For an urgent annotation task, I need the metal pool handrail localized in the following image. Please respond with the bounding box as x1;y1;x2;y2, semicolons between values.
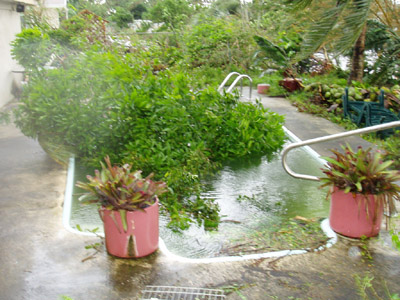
282;121;400;181
218;72;252;100
217;72;240;93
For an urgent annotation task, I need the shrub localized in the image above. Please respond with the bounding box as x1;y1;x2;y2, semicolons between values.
182;16;256;70
145;0;194;31
110;7;133;29
13;43;286;230
11;27;51;71
380;132;400;170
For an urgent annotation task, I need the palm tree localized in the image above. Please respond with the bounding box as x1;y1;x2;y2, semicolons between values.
289;0;374;83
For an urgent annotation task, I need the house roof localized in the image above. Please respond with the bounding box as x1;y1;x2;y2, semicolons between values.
0;0;38;6
0;0;67;7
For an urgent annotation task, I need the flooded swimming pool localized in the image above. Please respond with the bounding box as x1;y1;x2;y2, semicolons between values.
67;139;329;259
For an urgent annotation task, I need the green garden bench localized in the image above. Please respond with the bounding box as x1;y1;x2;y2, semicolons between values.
342;88;400;137
342;87;384;126
364;91;400;137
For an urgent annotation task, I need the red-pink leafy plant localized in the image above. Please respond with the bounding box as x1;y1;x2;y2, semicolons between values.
76;156;167;211
320;144;400;216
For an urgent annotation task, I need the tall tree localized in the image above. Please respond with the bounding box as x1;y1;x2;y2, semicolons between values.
145;0;194;30
289;0;374;83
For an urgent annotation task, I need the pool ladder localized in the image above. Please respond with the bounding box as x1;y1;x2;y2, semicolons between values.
218;72;252;100
282;121;400;181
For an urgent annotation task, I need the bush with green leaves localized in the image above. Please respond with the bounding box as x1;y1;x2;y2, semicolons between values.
11;27;52;71
380;132;400;170
13;45;286;230
130;3;147;20
145;0;194;31
210;0;241;16
110;7;133;28
11;11;110;77
182;16;256;69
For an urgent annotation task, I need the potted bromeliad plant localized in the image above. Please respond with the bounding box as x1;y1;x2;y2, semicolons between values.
320;144;400;238
76;156;167;258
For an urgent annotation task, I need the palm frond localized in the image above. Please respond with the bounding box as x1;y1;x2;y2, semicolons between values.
296;1;348;60
387;27;400;44
335;0;374;53
285;0;315;10
253;35;288;67
368;29;400;84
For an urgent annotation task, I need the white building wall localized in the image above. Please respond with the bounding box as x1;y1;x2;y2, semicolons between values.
41;7;60;28
0;2;23;108
0;0;61;108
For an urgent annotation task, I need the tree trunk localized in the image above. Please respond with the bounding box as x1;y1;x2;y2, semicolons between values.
348;24;367;84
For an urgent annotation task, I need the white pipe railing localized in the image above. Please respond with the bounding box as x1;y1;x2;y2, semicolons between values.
281;121;400;181
218;72;252;100
217;72;240;93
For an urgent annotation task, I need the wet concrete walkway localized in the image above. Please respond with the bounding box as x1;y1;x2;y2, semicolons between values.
1;93;399;300
245;87;372;156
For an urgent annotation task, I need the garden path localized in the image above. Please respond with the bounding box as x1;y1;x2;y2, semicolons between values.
242;87;373;156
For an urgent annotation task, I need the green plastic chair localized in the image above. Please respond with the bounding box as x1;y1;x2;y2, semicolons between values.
364;90;400;138
342;88;369;126
342;88;399;137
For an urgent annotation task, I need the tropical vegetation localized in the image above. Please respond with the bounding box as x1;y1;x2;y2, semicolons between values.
320;144;400;216
76;156;168;211
11;3;289;230
10;0;400;237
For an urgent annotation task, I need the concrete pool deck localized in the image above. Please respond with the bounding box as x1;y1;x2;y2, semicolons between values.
1;93;399;300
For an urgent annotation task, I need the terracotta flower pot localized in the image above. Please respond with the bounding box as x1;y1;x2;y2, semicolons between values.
257;83;270;94
329;188;384;238
279;78;302;92
99;199;159;258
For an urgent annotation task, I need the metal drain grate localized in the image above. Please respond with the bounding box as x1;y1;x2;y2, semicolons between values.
141;286;226;300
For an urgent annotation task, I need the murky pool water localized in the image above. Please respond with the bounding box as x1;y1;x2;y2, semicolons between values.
69;142;329;258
